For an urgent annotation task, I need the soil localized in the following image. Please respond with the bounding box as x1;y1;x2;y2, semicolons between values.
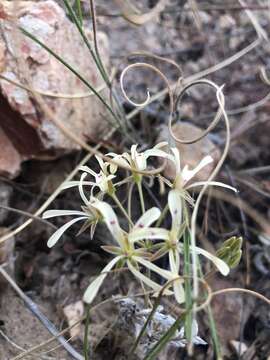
0;1;270;359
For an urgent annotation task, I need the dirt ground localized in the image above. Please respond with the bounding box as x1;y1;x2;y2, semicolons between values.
0;1;270;359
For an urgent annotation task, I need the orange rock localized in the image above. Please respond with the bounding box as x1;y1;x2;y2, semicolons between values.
0;0;110;177
0;126;21;178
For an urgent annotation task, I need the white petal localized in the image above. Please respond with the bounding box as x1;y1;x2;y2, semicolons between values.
144;148;172;161
171;147;181;174
195;246;230;275
111;157;131;170
175;249;180;271
127;260;167;293
168;190;182;233
135;153;147;171
186;181;237;192
173;279;185;304
47;216;88;248
134;207;161;229
178;244;230;276
133;256;173;280
79;165;97;177
60;181;95;190
169;249;178;273
83;256;122;304
131;144;138;161
129;228;169;243
79;173;90;206
154;141;168;149
95;155;106;172
43;209;86;219
182;155;213;183
91;199;125;246
191;319;199;338
168;251;185;304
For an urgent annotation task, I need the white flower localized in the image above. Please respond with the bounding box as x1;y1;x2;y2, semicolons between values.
168;147;237;193
43;205;99;248
83;198;175;304
79;155;116;195
107;142;170;173
42;173;102;248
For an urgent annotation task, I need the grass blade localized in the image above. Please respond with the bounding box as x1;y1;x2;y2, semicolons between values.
83;304;91;360
75;0;83;26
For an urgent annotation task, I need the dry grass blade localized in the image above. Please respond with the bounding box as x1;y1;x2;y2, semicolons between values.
0;266;84;360
116;0;169;25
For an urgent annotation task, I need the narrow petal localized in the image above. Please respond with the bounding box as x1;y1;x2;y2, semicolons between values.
182;155;213;183
168;190;182;233
131;144;138;161
171;147;181;174
186;181;237;192
154;141;168;149
173;280;185;304
47;216;88;248
144;148;172;161
169;249;178;273
135;153;147;171
129;228;169;243
134;207;161;229
43;209;86;219
79;173;90;206
95;155;107;173
133;256;173;280
169;250;185;304
79;165;97;177
60;181;95;190
110;157;130;170
195;246;230;275
127;260;169;294
83;256;122;304
178;244;230;276
91;199;125;246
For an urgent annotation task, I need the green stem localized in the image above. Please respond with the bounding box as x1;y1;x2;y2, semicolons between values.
183;229;192;342
137;180;145;214
111;194;134;227
75;0;83;26
156;203;169;227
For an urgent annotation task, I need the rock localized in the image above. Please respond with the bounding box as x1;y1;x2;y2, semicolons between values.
62;300;84;339
158;123;221;182
0;126;21;178
230;340;248;356
0;0;110;178
0;182;13;224
209;278;253;356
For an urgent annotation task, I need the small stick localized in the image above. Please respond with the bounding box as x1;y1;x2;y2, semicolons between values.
0;266;84;360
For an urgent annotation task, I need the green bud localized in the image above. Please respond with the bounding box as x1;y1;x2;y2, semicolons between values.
216;236;243;269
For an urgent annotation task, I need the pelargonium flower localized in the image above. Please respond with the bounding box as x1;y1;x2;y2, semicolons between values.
151;189;230;303
79;155;116;195
168;147;237;194
107;142;170;175
83;198;177;304
43;175;101;248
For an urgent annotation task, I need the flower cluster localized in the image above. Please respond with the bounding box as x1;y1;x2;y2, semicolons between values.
43;144;238;308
